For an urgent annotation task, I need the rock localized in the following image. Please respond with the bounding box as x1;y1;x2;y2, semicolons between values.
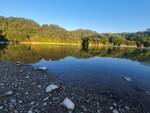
19;70;23;73
112;109;119;113
43;97;49;101
124;77;132;82
16;62;22;64
30;101;35;105
113;102;117;106
38;66;47;71
46;84;59;92
125;106;130;110
5;91;13;95
0;83;4;86
38;85;41;88
28;110;33;113
62;98;75;110
110;106;113;110
18;100;23;104
25;92;29;95
43;102;47;106
14;110;18;113
0;106;3;109
16;62;23;66
26;76;29;79
97;109;101;113
10;98;16;104
145;91;150;96
33;82;36;85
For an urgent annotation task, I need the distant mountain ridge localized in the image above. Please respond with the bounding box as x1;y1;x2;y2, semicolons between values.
146;28;150;32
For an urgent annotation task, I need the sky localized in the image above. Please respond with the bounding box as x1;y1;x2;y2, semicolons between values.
0;0;150;33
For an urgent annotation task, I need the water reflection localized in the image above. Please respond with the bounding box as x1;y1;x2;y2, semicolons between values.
0;44;150;64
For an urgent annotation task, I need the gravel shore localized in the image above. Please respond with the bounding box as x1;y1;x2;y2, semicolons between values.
0;61;150;113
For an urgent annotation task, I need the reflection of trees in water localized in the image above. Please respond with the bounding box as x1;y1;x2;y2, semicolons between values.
0;44;8;50
0;34;8;57
0;44;150;63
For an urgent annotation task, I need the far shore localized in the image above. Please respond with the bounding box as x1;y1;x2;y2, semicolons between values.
11;41;150;49
19;42;81;46
0;41;150;49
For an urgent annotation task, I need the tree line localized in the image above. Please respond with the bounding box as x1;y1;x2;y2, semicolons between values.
0;16;150;47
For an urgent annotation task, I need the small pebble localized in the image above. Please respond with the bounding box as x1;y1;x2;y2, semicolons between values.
46;84;59;92
18;100;23;104
26;76;29;79
125;106;130;110
113;102;117;106
6;91;13;95
112;109;119;113
10;98;16;104
0;106;3;109
124;77;132;82
30;101;35;105
0;83;4;86
43;102;47;106
43;97;49;101
110;106;113;110
28;110;33;113
25;92;29;95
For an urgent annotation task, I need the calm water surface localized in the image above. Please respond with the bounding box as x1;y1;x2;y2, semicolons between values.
0;44;150;92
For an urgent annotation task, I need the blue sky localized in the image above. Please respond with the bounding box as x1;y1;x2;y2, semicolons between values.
0;0;150;33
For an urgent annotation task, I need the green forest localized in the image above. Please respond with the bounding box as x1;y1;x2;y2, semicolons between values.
0;16;150;47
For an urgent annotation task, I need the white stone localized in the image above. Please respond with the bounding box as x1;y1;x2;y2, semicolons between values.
38;85;41;88
28;110;33;113
113;102;117;106
109;106;113;110
30;101;35;105
112;109;119;113
6;91;13;95
18;100;23;103
38;66;47;71
10;98;16;104
124;77;132;82
125;106;130;110
16;61;22;64
33;82;36;85
43;97;49;101
62;98;75;110
26;76;29;79
0;106;3;109
43;102;47;106
25;92;29;95
46;84;59;92
0;83;4;86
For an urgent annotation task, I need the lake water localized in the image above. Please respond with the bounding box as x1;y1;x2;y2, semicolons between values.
0;44;150;96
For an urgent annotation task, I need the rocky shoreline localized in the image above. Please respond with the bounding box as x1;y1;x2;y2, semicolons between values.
0;61;150;113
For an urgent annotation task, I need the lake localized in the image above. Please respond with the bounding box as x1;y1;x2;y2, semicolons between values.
0;44;150;100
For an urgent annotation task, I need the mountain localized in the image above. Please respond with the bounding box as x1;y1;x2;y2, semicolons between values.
146;28;150;32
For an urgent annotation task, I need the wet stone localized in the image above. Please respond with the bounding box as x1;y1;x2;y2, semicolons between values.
43;97;49;101
5;91;13;95
0;106;3;109
112;109;119;113
10;98;16;104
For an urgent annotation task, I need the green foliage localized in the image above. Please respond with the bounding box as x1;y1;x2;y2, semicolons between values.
0;16;150;47
0;16;40;41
